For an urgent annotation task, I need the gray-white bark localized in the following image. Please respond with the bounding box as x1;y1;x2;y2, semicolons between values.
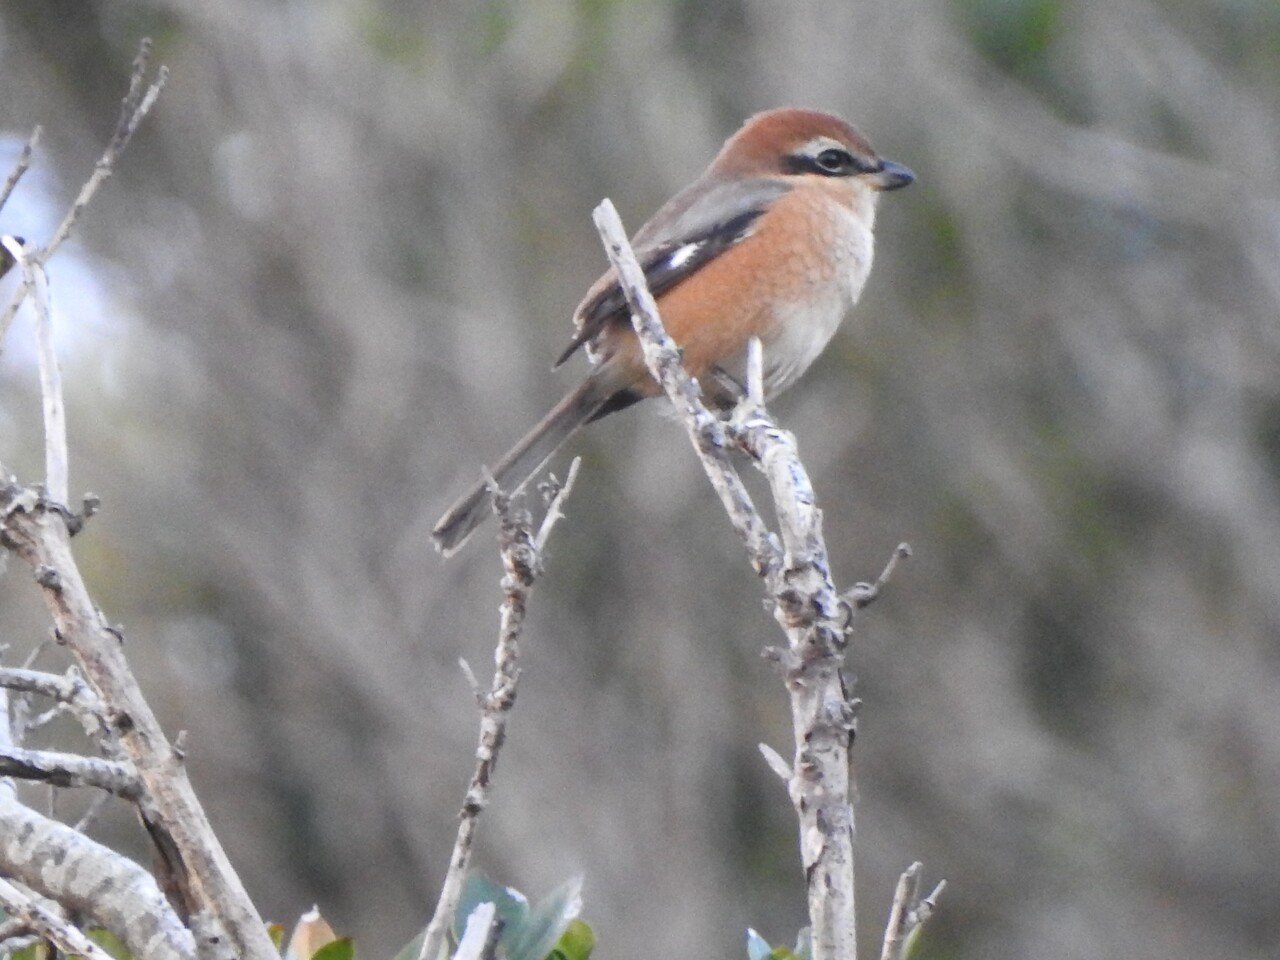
591;199;861;960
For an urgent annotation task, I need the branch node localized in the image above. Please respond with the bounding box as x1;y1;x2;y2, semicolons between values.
0;126;41;219
846;542;912;611
879;862;944;960
34;565;61;591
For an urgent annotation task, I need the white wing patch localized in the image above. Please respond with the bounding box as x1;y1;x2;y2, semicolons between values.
663;241;703;270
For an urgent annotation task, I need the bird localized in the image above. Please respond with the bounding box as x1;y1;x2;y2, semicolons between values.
433;107;914;555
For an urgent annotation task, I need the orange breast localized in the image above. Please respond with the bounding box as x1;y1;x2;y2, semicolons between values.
599;182;871;399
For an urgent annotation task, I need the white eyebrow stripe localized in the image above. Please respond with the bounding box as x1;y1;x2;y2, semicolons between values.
799;136;847;157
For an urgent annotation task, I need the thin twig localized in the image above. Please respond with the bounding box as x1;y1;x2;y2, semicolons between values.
0;666;108;737
880;862;945;960
73;791;111;833
535;457;582;550
1;237;68;506
417;479;577;960
0;126;40;218
44;43;167;262
0;39;167;350
0;876;116;960
0;278;27;346
758;742;793;782
0;745;140;799
846;543;912;611
20;637;50;670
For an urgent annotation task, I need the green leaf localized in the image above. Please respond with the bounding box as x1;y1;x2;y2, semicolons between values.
505;876;582;960
311;938;355;960
86;929;132;960
453;873;531;948
746;929;773;960
545;919;594;960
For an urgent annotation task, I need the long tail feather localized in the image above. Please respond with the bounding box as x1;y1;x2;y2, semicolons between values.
432;374;614;556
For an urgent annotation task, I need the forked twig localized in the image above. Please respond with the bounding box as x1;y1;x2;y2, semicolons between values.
1;237;67;505
0;126;40;219
880;862;945;960
417;476;577;960
592;198;861;960
0;39;166;347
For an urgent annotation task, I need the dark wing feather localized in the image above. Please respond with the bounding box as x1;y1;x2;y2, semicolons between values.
555;178;792;367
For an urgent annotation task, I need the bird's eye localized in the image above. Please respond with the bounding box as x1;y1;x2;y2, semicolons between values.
814;148;854;174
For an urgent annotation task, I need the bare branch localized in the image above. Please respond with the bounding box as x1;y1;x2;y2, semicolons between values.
458;658;483;704
2;237;68;506
0;876;117;960
0;744;140;798
591;200;783;580
880;862;945;960
0;40;166;351
535;457;582;551
44;40;168;262
0;126;40;219
0;666;108;738
74;791;112;834
0;276;26;346
0;489;275;960
592;198;865;960
417;479;576;960
846;543;912;611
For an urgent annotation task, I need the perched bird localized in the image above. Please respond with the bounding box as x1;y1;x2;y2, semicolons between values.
433;107;913;555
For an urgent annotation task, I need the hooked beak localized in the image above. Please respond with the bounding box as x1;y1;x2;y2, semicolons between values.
866;159;915;191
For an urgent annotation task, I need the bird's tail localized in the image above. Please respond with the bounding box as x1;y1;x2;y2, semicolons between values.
432;372;617;556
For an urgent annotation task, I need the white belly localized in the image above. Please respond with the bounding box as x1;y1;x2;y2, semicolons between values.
763;203;875;397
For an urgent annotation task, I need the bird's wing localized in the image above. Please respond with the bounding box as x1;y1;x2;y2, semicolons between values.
555;177;792;367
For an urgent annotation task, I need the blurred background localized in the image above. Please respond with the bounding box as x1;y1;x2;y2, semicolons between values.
2;1;1279;958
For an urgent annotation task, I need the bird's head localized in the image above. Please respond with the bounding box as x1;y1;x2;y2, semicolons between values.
709;108;914;193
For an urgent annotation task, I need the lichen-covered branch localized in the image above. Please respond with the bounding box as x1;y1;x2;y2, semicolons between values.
0;744;140;798
0;488;275;960
0;876;118;960
0;793;197;960
0;665;108;738
0;666;193;960
0;40;275;960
